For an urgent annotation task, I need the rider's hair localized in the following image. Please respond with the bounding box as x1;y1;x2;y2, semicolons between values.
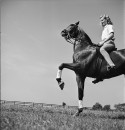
100;14;113;25
106;16;113;25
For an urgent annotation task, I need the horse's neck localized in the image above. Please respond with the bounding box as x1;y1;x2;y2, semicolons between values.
73;27;95;52
78;27;92;43
73;41;92;53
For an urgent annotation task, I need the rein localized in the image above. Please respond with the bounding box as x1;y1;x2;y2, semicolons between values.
66;38;75;44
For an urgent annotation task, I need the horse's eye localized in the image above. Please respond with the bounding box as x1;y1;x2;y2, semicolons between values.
64;29;68;34
69;28;73;33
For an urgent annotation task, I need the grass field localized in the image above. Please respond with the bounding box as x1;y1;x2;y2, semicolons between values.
1;102;125;130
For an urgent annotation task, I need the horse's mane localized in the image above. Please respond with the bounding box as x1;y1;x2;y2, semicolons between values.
78;26;94;46
84;33;93;44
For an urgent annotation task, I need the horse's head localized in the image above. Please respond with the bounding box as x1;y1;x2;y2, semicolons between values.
61;21;80;43
61;21;94;47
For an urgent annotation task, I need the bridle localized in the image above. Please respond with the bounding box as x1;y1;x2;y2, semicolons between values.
64;26;82;45
61;22;97;49
61;21;81;45
65;36;77;45
64;31;75;44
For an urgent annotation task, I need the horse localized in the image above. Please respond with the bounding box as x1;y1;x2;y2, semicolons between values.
56;21;125;116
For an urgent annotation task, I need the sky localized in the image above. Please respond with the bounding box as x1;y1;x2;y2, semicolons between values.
1;0;125;108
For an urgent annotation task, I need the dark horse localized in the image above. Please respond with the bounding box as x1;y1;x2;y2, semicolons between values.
56;21;125;116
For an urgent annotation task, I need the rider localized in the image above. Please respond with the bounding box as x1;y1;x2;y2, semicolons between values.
93;14;116;83
98;14;116;70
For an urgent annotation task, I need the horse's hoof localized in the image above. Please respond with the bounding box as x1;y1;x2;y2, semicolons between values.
73;108;83;117
59;81;65;90
73;112;80;117
78;108;83;113
56;78;61;83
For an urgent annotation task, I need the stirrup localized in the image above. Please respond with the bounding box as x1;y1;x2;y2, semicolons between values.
92;78;103;84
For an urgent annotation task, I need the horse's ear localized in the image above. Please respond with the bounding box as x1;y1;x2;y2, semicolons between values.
75;21;80;26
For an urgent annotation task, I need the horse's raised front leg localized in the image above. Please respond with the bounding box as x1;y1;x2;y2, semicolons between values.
56;63;80;90
56;69;65;90
74;74;86;116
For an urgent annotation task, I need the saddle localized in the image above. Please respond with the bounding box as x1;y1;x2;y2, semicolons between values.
96;46;117;54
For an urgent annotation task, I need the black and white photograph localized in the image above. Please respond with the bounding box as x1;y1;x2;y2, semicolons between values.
1;0;125;129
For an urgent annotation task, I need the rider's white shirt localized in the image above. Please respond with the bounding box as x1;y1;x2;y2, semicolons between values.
101;24;114;41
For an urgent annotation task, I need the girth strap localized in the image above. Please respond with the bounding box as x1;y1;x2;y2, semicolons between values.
95;55;103;77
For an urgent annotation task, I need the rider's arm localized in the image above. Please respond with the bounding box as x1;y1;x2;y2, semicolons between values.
99;24;114;46
100;32;114;45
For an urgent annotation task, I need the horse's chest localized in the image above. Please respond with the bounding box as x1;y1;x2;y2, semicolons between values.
73;50;91;62
73;52;81;62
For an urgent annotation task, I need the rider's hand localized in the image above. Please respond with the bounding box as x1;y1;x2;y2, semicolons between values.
97;43;101;47
99;41;104;46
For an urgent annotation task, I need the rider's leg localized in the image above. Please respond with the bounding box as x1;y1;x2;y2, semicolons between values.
100;41;115;68
92;41;115;84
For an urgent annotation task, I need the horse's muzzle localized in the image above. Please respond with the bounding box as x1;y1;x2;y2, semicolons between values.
61;30;68;37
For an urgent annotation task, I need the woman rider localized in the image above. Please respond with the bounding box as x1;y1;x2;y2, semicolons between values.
93;14;116;83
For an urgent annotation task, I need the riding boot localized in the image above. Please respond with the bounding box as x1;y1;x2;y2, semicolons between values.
107;65;116;72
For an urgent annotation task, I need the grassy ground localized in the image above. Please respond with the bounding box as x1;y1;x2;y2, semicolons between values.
1;104;125;130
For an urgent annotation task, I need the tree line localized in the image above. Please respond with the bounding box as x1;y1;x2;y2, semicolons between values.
62;102;125;111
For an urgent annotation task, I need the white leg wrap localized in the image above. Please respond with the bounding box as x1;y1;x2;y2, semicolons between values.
56;69;62;79
78;100;83;109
